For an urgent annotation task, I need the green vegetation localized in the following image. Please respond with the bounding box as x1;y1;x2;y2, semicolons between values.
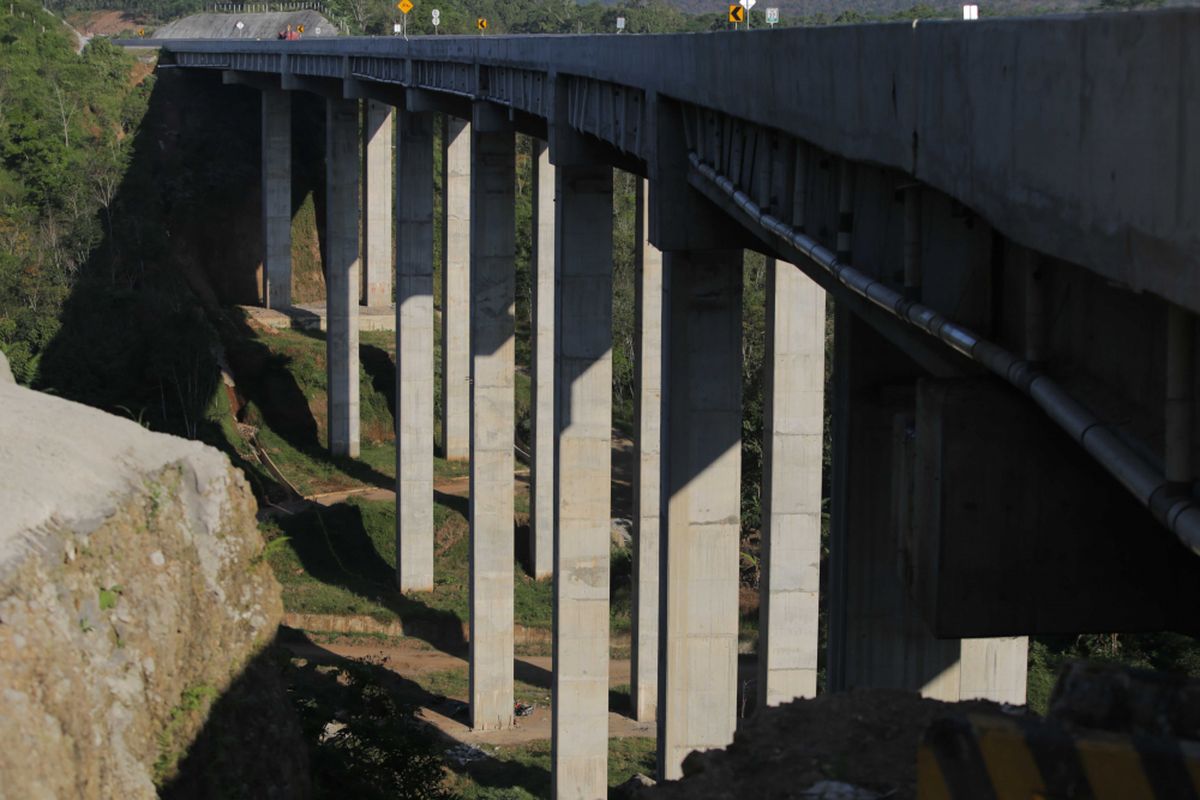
0;0;153;383
444;738;655;800
154;683;217;786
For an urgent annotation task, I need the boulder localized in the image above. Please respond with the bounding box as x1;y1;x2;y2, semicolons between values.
0;380;287;798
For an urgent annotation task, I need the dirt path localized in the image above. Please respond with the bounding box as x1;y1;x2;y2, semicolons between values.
282;637;655;746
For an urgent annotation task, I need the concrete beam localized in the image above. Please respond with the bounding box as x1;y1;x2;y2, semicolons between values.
472;99;510;134
281;71;340;99
223;69;279;91
530;139;555;581
261;88;292;309
658;249;743;781
631;178;662;724
407;87;471;119
395;109;435;593
441;115;471;461
343;76;404;106
362;100;394;307
469;125;516;732
758;259;825;708
325;96;360;458
551;164;614;800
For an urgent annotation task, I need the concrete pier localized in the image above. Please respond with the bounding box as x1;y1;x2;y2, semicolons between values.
468;124;516;732
325;97;361;458
631;179;663;724
261;88;291;308
551;165;613;800
441;116;472;461
758;259;825;707
659;250;743;781
362;100;394;308
530;140;555;580
395;109;435;593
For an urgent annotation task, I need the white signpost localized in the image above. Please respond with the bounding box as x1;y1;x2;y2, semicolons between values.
616;15;625;32
963;4;979;19
765;6;778;26
393;21;401;33
739;0;755;29
432;7;440;31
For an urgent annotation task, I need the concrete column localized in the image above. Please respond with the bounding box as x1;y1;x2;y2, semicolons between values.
395;109;435;593
551;165;613;800
469;125;515;732
959;637;1028;704
758;259;825;708
441;115;472;461
658;249;743;781
362;100;394;307
261;88;291;308
529;140;555;580
326;97;360;458
631;178;663;724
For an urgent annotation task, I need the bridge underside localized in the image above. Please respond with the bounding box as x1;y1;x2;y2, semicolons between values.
156;12;1200;795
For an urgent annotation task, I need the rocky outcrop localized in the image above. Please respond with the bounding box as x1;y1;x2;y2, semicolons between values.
0;380;286;798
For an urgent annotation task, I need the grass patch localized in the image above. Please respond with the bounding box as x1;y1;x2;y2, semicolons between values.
445;737;655;800
265;497;554;634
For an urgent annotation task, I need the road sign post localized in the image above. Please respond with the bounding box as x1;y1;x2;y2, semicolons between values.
432;7;439;32
728;4;744;25
739;0;755;29
765;6;778;26
616;15;625;32
396;0;412;38
476;16;487;33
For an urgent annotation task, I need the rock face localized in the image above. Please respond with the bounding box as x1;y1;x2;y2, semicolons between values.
0;380;285;798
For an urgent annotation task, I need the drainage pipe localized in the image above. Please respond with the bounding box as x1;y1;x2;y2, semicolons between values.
688;151;1200;555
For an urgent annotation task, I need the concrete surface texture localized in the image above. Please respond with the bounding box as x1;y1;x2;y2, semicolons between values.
529;140;555;581
325;96;361;458
758;259;825;708
395;108;435;593
660;250;744;781
441;115;471;461
468;126;516;732
362;100;394;308
551;164;614;800
164;10;1200;316
0;381;284;797
154;10;337;39
260;88;291;308
631;179;662;725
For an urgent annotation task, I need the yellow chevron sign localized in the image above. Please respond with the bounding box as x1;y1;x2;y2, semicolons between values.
476;17;488;30
728;4;744;22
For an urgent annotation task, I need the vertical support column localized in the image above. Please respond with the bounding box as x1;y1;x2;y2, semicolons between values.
658;250;743;781
261;88;291;309
551;165;614;800
395;109;435;592
1167;304;1195;488
758;259;825;708
441;116;472;461
326;97;360;458
362;100;394;307
631;178;663;724
530;140;555;580
469;123;515;732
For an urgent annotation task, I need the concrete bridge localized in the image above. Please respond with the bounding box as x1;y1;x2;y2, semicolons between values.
152;10;1200;797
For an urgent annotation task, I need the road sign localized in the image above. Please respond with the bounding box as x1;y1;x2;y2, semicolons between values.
137;27;145;36
615;15;625;31
740;0;756;9
397;0;413;14
393;22;401;32
765;6;778;24
728;4;744;23
432;8;440;24
963;4;978;19
298;23;306;32
313;25;321;33
476;16;487;30
235;19;244;29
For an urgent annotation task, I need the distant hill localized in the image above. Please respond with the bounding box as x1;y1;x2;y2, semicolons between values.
668;0;1190;19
